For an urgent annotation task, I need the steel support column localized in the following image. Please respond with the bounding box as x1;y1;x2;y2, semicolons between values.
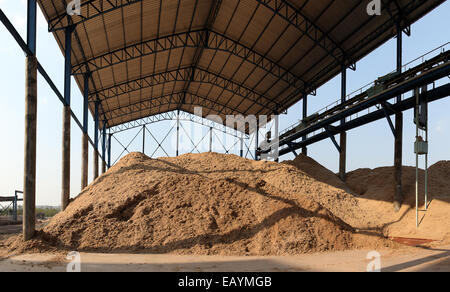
142;125;145;155
81;73;89;190
255;122;259;160
302;95;308;156
209;127;213;152
62;26;74;211
394;22;404;211
93;101;100;179
23;0;37;241
108;133;112;168
274;113;280;162
240;132;244;157
339;66;347;181
176;110;180;156
102;123;106;174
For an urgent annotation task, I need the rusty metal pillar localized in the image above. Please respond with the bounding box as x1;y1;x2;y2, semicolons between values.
339;66;347;181
394;22;404;211
61;25;74;211
23;0;37;241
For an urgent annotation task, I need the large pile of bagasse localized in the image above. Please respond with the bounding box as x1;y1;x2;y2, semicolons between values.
5;153;449;255
5;153;393;255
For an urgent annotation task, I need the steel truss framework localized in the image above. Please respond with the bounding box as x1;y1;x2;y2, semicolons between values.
109;110;250;138
71;29;304;92
48;0;143;32
110;111;253;166
96;66;280;121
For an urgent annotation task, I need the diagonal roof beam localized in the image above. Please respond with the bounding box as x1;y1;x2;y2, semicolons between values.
256;0;353;66
48;0;143;32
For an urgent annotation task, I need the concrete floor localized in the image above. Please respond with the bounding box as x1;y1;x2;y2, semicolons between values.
0;245;449;272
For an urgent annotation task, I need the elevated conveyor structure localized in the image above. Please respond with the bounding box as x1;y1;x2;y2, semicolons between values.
270;47;450;156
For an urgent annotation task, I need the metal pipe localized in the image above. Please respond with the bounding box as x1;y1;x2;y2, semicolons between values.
23;0;37;240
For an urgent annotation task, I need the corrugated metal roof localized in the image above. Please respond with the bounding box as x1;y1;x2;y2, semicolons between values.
36;0;445;132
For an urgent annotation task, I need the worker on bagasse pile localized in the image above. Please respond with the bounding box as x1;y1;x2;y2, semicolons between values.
257;131;277;161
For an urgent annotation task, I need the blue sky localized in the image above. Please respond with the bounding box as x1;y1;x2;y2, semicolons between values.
0;1;449;206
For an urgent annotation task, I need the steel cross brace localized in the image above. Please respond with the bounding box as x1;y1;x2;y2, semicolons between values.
179;123;202;154
287;142;298;157
145;124;174;158
188;128;212;154
212;130;232;154
111;127;144;165
324;126;341;153
380;101;397;137
244;134;255;160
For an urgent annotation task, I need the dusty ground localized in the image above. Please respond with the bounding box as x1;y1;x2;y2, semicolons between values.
0;245;448;272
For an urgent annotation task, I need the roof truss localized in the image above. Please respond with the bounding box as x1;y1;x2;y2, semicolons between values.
94;66;279;113
48;0;143;32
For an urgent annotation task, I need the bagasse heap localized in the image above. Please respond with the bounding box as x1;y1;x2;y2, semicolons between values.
29;152;389;255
